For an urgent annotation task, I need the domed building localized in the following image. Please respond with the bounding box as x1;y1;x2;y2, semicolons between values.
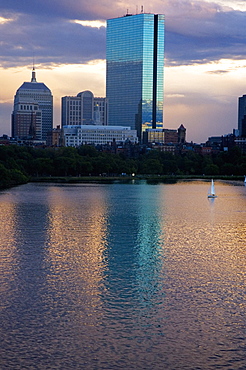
11;68;53;141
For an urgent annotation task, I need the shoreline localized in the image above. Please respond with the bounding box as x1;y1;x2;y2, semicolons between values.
29;175;246;185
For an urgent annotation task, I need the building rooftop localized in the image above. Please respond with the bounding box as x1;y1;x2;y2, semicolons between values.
17;82;50;92
17;68;51;92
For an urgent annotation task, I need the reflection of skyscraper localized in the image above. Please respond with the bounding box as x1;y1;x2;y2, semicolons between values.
12;69;53;141
106;13;165;139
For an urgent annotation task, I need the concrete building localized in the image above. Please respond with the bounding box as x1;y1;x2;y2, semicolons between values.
62;91;108;127
106;13;165;139
63;125;138;147
12;68;53;141
11;102;42;140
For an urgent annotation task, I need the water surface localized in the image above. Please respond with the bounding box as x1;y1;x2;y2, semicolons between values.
0;181;246;369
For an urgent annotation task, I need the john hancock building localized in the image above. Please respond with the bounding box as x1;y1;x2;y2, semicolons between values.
106;12;165;140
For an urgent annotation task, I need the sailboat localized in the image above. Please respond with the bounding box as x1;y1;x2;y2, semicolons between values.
207;179;217;198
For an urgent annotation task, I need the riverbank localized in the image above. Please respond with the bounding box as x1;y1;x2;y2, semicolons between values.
29;174;246;185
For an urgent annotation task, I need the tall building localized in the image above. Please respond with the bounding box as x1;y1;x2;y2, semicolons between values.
106;13;165;139
62;91;108;127
12;68;53;141
238;95;246;137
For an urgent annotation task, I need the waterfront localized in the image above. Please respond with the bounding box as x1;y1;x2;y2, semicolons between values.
1;181;246;369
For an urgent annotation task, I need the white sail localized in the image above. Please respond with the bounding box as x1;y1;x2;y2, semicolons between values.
208;179;217;198
211;179;215;195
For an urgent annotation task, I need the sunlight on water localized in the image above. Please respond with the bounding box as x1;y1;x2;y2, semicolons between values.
158;181;246;368
0;181;246;369
45;185;108;328
0;195;18;312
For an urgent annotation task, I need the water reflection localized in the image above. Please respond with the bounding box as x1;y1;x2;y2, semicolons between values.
0;194;18;312
0;181;246;369
158;181;246;368
46;185;109;328
102;183;165;308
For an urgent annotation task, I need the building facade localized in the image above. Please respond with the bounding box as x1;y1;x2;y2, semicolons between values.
106;13;165;139
11;102;42;140
238;94;246;137
143;125;186;145
63;125;138;147
62;91;108;127
12;69;53;141
46;125;64;147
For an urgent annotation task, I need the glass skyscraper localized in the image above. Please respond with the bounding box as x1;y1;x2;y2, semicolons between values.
238;94;246;137
106;13;165;139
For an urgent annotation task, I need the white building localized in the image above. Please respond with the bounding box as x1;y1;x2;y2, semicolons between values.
62;91;108;127
63;125;138;147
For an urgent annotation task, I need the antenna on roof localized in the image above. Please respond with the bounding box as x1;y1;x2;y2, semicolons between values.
31;54;37;83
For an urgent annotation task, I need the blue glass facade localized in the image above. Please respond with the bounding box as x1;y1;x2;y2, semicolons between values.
238;95;246;137
106;13;164;139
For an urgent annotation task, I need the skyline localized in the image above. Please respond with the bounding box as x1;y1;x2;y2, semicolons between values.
1;1;246;142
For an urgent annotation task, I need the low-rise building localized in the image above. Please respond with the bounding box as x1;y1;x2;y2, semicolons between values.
63;125;138;147
46;125;63;146
143;124;186;145
235;137;246;153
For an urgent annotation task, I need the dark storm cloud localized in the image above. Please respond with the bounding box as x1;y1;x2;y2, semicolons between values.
165;7;246;65
0;12;106;68
1;0;246;67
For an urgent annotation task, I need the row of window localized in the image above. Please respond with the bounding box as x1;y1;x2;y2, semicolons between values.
19;105;38;111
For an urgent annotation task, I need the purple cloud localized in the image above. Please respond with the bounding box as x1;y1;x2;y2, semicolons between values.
0;0;246;68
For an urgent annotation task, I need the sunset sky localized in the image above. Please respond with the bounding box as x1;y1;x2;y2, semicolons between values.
1;0;246;142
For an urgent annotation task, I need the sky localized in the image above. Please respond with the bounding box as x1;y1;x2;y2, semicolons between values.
1;0;246;143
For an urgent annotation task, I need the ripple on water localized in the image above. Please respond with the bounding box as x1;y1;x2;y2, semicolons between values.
0;181;246;369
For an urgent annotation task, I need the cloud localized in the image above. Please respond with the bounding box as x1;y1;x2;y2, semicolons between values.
0;13;106;68
73;20;106;29
165;3;246;66
1;0;246;142
206;70;229;74
0;16;14;24
0;0;246;69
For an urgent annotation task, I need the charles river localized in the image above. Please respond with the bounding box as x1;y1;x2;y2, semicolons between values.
1;180;246;369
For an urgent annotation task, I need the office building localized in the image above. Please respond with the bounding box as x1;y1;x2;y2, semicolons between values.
238;94;246;137
62;91;108;127
11;101;42;140
63;125;138;147
106;13;165;139
12;68;53;140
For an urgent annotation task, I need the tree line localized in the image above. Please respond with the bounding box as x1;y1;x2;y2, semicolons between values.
0;144;246;188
